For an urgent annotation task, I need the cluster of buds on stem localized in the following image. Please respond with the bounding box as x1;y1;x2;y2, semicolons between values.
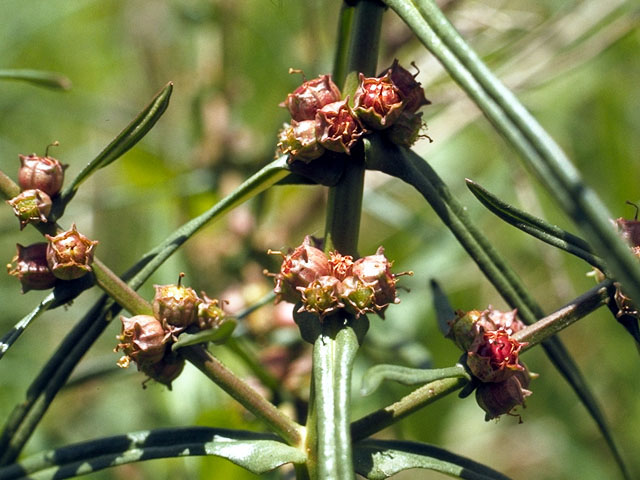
276;60;430;163
6;142;67;230
115;274;229;388
266;236;410;320
7;223;98;291
447;307;534;421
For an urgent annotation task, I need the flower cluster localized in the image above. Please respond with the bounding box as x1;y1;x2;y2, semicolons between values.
267;236;409;320
115;275;227;388
448;307;534;421
276;60;430;163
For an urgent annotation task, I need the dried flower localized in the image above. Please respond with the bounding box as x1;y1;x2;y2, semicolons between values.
153;273;201;335
467;328;527;383
280;73;342;121
7;243;57;292
351;247;403;315
385;111;426;148
382;59;430;114
18;152;67;197
315;99;366;154
197;293;227;330
277;120;325;163
7;189;52;230
328;251;354;280
447;307;525;352
115;315;169;369
45;223;98;280
354;72;405;130
298;275;343;318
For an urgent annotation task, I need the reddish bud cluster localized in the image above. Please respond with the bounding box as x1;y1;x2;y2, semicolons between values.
267;236;409;320
448;307;533;420
115;275;228;389
277;60;430;162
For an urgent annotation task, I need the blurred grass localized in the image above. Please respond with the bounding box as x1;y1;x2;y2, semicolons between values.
1;0;639;479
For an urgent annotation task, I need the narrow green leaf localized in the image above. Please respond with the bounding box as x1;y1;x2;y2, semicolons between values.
431;278;457;336
0;427;305;480
361;364;469;396
57;82;173;212
172;319;237;350
354;439;511;480
465;179;607;272
0;69;72;90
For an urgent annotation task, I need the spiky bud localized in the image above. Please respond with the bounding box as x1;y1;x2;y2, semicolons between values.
280;73;342;121
315;99;366;154
277;120;325;163
339;275;375;317
354;72;405;130
7;243;57;292
116;315;169;369
269;236;330;303
45;223;98;280
18;153;66;197
153;274;201;335
7;189;52;230
197;293;226;330
298;275;343;319
466;328;527;383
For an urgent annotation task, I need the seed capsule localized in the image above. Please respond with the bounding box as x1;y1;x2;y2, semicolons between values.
153;274;201;334
280;73;342;121
276;120;325;163
354;72;405;130
315;99;366;154
381;59;430;114
298;275;343;319
116;315;169;368
7;243;57;292
18;152;66;196
475;368;533;421
466;328;527;383
45;223;98;280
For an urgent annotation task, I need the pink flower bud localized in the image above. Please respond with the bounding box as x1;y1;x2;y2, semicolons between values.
315;99;366;154
115;315;170;369
7;189;52;230
153;274;201;334
276;120;325;163
354;72;405;130
268;236;330;304
351;246;401;314
447;307;525;351
45;223;98;280
7;243;57;292
18;153;67;197
467;328;527;383
280;73;342;121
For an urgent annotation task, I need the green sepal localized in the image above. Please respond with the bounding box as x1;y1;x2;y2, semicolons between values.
171;318;237;351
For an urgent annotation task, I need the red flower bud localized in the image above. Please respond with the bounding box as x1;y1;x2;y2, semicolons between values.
45;223;98;280
447;307;525;352
354;72;405;130
280;73;342;121
475;368;533;421
381;59;430;114
315;99;366;154
7;189;52;230
153;274;201;335
18;153;67;197
7;243;57;292
268;236;330;304
115;315;170;369
467;328;526;383
298;275;343;319
276;120;325;163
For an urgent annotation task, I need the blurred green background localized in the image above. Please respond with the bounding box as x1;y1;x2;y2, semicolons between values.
1;0;639;478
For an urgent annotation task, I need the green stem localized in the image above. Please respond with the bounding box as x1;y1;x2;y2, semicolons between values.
92;259;152;316
180;345;304;448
